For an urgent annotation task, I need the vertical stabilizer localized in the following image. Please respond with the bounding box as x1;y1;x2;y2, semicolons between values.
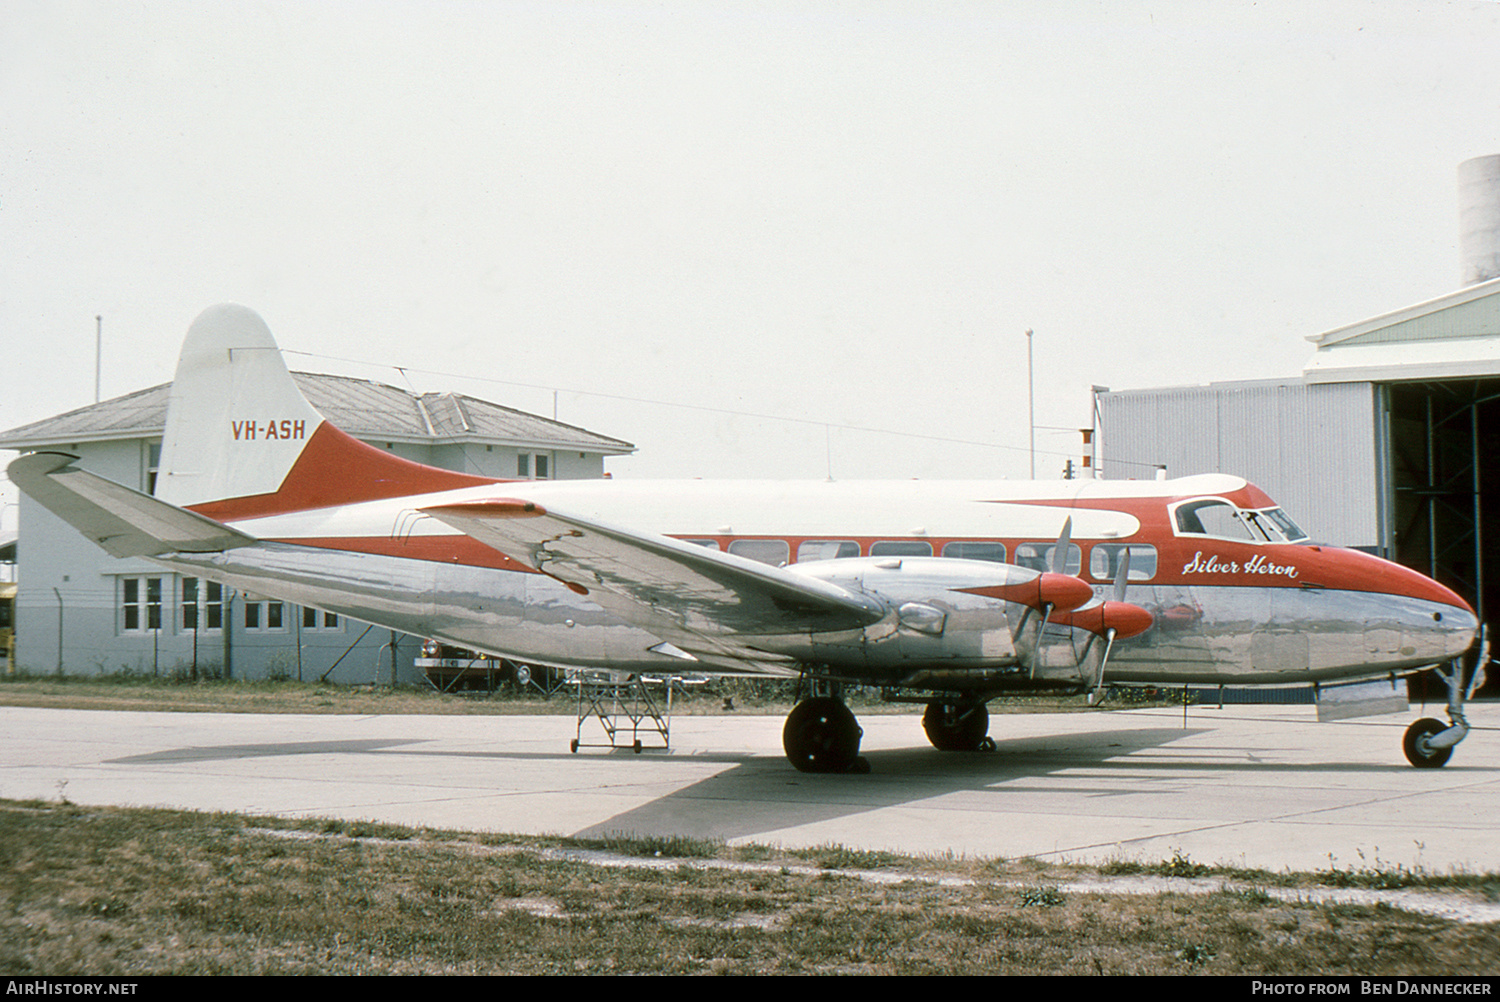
155;304;495;519
156;304;324;508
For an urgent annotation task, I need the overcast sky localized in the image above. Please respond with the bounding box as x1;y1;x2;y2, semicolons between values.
4;0;1500;531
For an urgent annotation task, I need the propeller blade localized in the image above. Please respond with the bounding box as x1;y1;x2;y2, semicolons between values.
1051;517;1073;575
1112;546;1131;603
1087;627;1118;706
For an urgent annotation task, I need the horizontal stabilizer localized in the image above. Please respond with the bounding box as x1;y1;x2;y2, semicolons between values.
8;452;255;559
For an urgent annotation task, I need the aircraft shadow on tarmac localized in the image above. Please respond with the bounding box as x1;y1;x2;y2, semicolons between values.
102;722;1449;844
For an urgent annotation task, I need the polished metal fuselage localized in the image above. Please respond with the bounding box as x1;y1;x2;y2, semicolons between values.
158;538;1477;691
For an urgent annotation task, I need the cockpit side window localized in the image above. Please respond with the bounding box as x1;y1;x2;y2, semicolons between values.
1173;498;1256;541
1172;498;1310;544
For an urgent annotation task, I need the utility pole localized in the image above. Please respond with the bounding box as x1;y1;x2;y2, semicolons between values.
95;316;102;403
1025;328;1035;479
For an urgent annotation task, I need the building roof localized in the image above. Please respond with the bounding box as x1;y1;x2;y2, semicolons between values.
1303;276;1500;383
0;372;635;455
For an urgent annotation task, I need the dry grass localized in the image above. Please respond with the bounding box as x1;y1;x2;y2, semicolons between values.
1;801;1495;976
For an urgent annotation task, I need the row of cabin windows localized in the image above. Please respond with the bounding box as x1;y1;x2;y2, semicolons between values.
119;576;342;635
689;539;1159;582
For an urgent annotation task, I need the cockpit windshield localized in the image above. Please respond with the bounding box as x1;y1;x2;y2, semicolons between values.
1173;498;1309;544
1248;507;1309;543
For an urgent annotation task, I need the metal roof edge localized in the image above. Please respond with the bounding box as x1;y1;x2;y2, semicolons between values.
0;371;636;455
1304;276;1500;347
1095;376;1308;398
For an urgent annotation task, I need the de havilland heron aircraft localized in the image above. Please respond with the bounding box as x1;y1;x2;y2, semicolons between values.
8;305;1486;773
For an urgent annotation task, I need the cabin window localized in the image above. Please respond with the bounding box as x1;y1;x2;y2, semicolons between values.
941;541;1007;563
728;539;790;566
1014;542;1082;575
796;540;859;562
680;538;720;550
1088;543;1157;582
870;540;933;558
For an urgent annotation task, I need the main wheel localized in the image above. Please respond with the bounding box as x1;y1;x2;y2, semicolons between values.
783;697;862;773
1403;717;1453;768
922;701;990;751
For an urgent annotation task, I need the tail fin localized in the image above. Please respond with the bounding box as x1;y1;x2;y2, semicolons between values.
157;304;493;520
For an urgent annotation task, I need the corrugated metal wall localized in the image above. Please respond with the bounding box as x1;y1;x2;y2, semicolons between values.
1097;379;1382;549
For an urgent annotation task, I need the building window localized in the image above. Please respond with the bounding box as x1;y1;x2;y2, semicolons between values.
303;607;342;632
181;578;223;632
121;576;164;632
147;440;161;495
245;601;286;632
517;452;551;479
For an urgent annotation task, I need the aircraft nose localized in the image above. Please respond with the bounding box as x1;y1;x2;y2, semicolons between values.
1434;604;1480;660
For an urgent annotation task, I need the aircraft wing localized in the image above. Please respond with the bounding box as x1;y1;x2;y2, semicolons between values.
8;452;255;558
420;497;887;674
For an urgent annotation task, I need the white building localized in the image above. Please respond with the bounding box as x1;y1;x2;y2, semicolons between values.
0;371;633;683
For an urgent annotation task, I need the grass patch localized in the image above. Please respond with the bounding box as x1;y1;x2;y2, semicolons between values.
0;801;1495;976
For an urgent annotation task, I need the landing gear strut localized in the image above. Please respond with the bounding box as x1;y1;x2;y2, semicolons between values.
1402;640;1485;769
922;701;993;752
783;696;865;773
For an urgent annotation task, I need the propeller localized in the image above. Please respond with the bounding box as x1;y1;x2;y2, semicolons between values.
1079;547;1154;704
1021;517;1090;665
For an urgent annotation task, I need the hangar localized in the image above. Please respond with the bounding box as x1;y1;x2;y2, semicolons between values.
0;368;633;682
1096;156;1500;687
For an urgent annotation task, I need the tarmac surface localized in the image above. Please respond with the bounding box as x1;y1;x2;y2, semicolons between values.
2;701;1497;874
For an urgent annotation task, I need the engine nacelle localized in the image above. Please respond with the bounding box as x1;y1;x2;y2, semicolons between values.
786;556;1074;675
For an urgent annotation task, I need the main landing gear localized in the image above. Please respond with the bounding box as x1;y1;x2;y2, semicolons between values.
782;695;868;773
922;701;995;752
781;691;1001;772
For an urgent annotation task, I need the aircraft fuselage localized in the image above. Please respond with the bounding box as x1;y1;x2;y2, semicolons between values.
153;475;1475;692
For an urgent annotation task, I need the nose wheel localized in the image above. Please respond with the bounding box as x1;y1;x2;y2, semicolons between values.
783;696;865;773
1401;643;1484;769
1402;717;1453;768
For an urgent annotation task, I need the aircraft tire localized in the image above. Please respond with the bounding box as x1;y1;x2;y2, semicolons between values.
922;701;990;752
783;697;862;773
1402;717;1453;769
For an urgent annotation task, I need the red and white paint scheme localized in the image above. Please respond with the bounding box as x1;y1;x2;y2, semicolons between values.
9;305;1482;772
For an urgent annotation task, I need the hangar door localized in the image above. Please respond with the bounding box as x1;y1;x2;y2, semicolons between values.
1385;380;1500;692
